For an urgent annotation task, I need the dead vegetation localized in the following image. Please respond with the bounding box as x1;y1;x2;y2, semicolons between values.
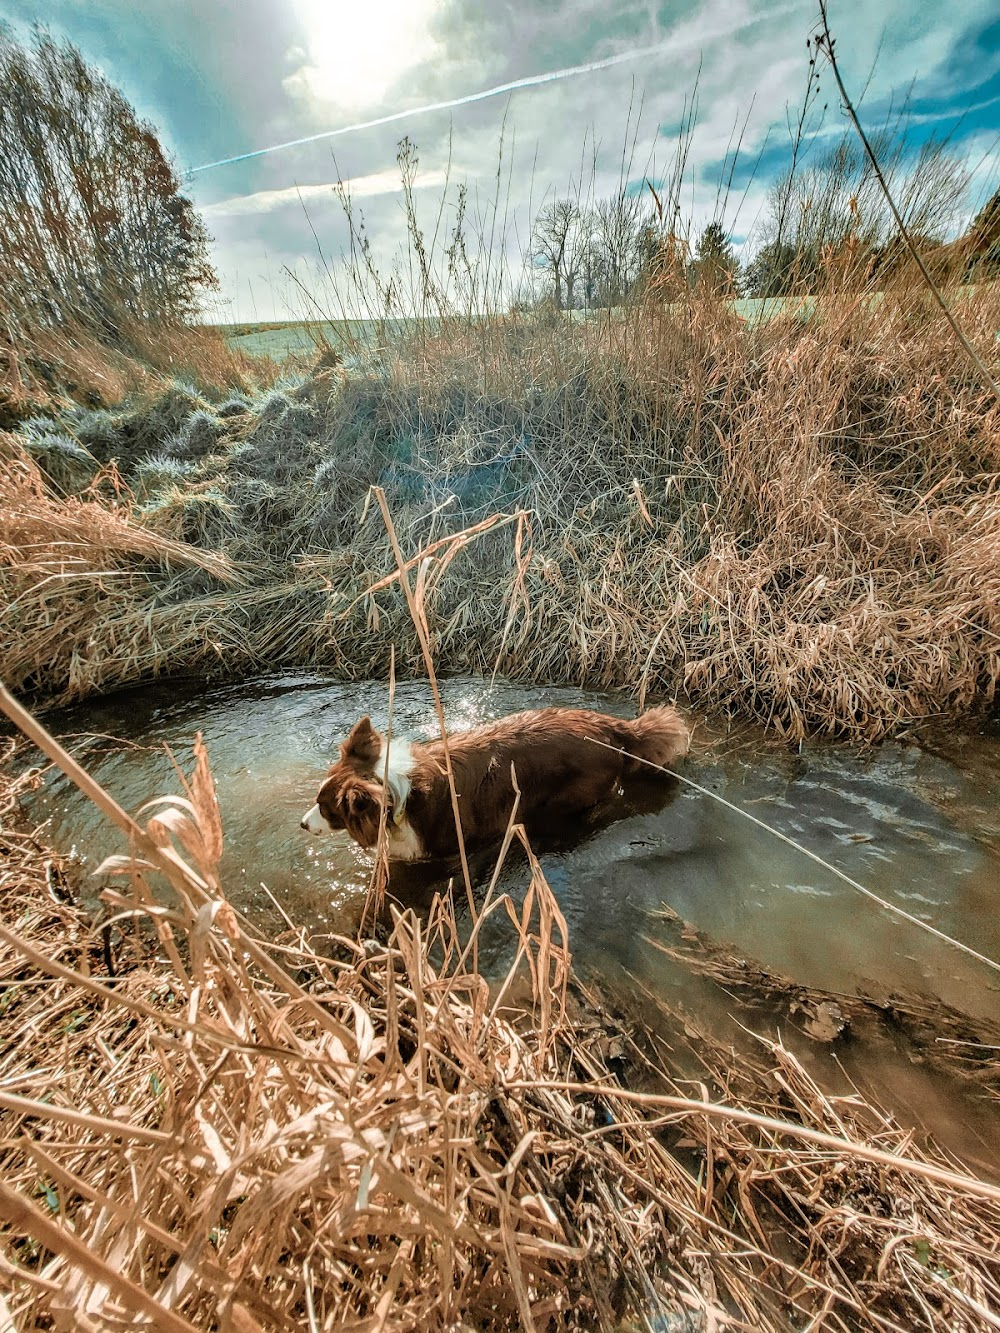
3;20;1000;1324
1;702;1000;1331
4;273;1000;740
0;311;279;433
2;452;999;1328
3;19;1000;743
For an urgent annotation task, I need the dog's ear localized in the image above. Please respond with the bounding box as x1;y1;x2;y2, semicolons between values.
341;715;381;764
346;786;377;817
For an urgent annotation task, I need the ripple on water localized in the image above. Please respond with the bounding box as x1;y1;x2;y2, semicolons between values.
24;673;1000;1027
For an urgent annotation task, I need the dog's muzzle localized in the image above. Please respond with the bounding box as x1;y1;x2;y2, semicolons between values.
300;804;332;835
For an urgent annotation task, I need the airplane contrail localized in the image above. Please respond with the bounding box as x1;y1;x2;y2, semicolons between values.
186;5;800;176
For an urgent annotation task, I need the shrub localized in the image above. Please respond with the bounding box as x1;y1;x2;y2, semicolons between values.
66;407;124;460
104;383;210;470
20;429;97;493
133;454;195;497
239;398;322;487
216;392;252;419
166;408;223;460
140;485;240;549
225;475;279;523
253;389;293;421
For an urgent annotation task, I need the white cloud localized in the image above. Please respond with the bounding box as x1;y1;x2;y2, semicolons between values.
202;167;451;217
191;0;1000;318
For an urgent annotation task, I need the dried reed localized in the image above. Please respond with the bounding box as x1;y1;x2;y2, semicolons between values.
1;700;999;1329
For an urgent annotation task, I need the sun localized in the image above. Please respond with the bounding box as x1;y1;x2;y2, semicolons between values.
288;0;445;111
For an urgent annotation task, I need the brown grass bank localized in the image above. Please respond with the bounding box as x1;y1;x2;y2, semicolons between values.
2;702;1000;1330
4;280;1000;741
0;314;278;431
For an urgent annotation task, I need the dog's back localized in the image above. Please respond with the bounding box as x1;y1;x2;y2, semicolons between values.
398;706;688;858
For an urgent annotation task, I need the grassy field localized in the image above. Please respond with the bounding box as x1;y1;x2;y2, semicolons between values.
215;299;819;362
216;317;423;361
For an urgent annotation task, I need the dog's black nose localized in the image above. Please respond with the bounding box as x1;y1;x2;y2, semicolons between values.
300;818;308;830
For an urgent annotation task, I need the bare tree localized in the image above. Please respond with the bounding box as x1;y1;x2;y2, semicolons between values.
747;129;970;295
592;191;649;305
530;199;590;310
578;225;604;308
530;193;653;309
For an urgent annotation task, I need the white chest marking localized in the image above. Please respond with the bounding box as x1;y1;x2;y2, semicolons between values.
385;815;424;861
373;738;416;822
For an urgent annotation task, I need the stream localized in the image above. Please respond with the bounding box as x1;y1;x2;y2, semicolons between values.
23;672;1000;1168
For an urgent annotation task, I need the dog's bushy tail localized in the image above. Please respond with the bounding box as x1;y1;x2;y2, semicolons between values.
622;706;690;772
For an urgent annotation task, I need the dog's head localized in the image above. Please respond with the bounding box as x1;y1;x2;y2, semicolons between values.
301;716;391;848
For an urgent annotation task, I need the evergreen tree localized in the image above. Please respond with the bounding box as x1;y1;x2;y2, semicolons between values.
692;222;741;293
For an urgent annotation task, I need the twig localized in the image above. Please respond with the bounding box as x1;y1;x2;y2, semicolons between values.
815;1;1000;400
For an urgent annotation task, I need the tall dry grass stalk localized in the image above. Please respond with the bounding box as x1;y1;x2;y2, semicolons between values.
1;693;1000;1329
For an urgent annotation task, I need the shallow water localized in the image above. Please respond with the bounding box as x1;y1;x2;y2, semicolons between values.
22;673;1000;1157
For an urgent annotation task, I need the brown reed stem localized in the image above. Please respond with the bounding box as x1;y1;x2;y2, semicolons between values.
371;486;476;926
816;0;1000;401
0;1180;200;1333
0;1090;173;1145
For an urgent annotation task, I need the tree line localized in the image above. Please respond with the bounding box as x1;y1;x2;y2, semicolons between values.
529;195;745;307
529;138;1000;308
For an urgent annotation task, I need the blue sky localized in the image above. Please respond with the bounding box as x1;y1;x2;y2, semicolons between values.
2;0;997;320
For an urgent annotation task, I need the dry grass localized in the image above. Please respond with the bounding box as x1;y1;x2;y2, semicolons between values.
0;438;269;698
5;277;1000;740
0;313;275;429
1;701;1000;1330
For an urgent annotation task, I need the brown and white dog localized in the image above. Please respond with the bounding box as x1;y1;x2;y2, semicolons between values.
301;705;689;861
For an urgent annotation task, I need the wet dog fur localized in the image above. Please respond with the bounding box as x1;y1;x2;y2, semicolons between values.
301;705;689;862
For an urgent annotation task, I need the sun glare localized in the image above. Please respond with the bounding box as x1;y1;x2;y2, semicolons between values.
288;0;444;110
